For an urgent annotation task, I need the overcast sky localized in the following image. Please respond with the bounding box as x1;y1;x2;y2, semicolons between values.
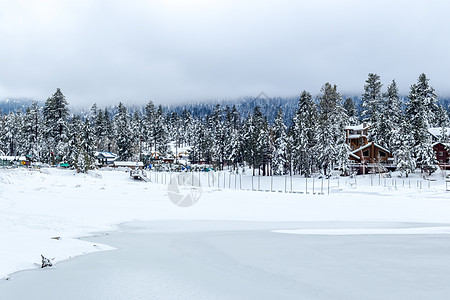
1;0;449;106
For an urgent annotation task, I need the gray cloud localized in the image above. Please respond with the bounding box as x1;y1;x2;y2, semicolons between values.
1;0;450;106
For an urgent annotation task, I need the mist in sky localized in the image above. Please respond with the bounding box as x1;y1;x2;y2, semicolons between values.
1;0;449;105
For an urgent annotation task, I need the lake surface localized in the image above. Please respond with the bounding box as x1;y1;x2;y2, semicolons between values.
2;221;450;300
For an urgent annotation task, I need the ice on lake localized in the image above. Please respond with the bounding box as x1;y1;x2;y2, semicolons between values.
2;220;450;300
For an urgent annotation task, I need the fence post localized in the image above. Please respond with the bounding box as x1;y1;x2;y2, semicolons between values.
258;175;261;191
290;176;293;193
271;176;273;192
321;177;324;194
328;176;330;195
313;177;315;194
306;177;308;194
240;174;242;190
284;176;287;193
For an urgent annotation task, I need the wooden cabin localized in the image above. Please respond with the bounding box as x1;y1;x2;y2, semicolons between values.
349;142;391;164
348;142;392;174
94;152;119;167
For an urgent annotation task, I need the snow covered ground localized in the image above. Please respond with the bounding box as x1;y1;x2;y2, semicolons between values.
0;167;450;297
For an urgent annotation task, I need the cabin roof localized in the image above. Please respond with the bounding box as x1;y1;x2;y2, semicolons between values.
429;127;450;139
351;142;390;155
94;152;118;159
345;123;371;131
433;142;450;148
113;161;144;167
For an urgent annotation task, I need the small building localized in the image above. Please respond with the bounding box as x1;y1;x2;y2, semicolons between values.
345;123;370;150
348;142;392;174
94;152;119;167
433;142;450;169
0;156;28;167
113;161;144;169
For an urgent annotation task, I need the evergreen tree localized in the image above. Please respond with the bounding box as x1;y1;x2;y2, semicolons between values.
131;110;144;160
144;101;155;153
362;73;383;143
67;115;83;167
23;102;41;161
435;105;450;128
114;102;133;160
316;83;349;176
343;98;358;125
153;105;169;155
406;74;438;174
394;120;416;177
209;104;226;170
271;108;287;175
291;91;318;176
2;112;20;156
43;88;69;164
77;118;96;172
383;80;402;150
103;108;114;153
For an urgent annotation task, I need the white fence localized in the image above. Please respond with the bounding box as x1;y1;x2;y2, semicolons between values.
141;170;446;194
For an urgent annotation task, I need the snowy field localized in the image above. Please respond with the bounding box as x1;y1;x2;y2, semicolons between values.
1;167;450;299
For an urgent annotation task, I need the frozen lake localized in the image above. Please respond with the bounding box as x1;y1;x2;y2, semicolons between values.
2;221;450;300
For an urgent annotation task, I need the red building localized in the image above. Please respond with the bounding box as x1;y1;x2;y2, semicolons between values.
433;142;450;169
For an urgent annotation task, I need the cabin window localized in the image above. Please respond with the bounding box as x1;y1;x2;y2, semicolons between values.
363;150;369;157
379;151;387;157
438;151;443;157
349;130;354;134
356;131;361;135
